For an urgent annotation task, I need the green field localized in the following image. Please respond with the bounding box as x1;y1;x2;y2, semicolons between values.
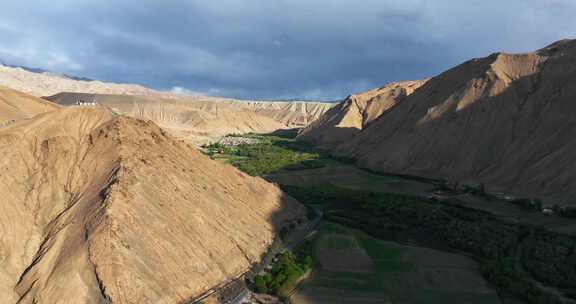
205;132;576;304
291;222;499;304
267;163;435;196
208;133;331;176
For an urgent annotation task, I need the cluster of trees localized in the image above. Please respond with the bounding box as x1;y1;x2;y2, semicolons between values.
435;180;576;221
507;198;576;219
481;257;559;304
230;142;324;176
282;184;574;304
522;230;576;289
509;198;543;211
201;135;326;176
200;142;234;156
252;251;313;297
549;205;576;218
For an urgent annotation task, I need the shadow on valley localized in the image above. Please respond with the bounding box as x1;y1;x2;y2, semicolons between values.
282;184;576;304
192;189;313;303
209;129;576;304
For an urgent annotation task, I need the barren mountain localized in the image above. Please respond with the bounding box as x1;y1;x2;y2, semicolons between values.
0;63;332;131
221;100;333;127
0;85;59;126
0;97;305;303
297;80;426;148
0;64;160;97
324;39;576;203
46;93;287;144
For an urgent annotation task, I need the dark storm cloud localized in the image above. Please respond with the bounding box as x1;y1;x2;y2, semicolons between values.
0;0;575;99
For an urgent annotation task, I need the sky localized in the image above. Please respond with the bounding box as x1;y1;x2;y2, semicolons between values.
0;0;574;100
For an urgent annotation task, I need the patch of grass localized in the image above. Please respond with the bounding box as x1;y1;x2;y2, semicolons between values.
318;221;349;233
309;222;415;292
356;235;414;273
405;289;502;304
214;136;328;176
355;234;402;260
308;270;376;290
319;234;357;250
212;154;248;164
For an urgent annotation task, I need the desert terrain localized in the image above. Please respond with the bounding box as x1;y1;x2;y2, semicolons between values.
0;89;306;303
0;63;333;144
0;64;161;97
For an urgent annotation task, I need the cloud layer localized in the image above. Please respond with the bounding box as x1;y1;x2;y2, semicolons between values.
1;0;575;99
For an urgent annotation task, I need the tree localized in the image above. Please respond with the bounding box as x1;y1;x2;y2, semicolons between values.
253;275;268;294
533;199;543;211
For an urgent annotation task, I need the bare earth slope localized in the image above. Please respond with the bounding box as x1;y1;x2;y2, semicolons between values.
220;100;334;128
0;85;59;126
297;80;426;148
335;39;576;203
0;64;160;97
0;105;305;303
46;93;286;144
0;63;332;130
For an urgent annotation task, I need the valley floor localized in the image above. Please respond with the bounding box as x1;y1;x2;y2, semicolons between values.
208;132;576;304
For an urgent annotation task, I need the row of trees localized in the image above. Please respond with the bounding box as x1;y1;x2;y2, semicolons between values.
282;184;573;304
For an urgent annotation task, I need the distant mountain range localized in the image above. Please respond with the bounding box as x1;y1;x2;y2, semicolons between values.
0;61;93;81
0;61;334;144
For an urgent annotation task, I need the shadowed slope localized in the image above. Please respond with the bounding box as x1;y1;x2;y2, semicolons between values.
335;39;576;202
297;80;426;148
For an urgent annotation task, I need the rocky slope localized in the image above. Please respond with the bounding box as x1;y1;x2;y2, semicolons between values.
297;80;426;148
46;93;286;144
329;39;576;203
221;100;333;128
0;98;305;303
0;85;59;126
0;64;160;97
0;63;333;131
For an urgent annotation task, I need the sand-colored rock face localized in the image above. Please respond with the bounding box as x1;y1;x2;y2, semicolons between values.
0;85;59;125
221;100;334;128
297;80;426;148
0;64;333;132
0;64;161;97
46;93;287;145
330;39;576;202
0;101;305;303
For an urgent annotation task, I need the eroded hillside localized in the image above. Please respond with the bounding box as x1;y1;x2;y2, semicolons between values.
221;100;333;128
297;80;426;148
45;93;334;145
0;101;305;303
46;93;286;144
327;39;576;202
0;64;161;97
0;85;59;126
